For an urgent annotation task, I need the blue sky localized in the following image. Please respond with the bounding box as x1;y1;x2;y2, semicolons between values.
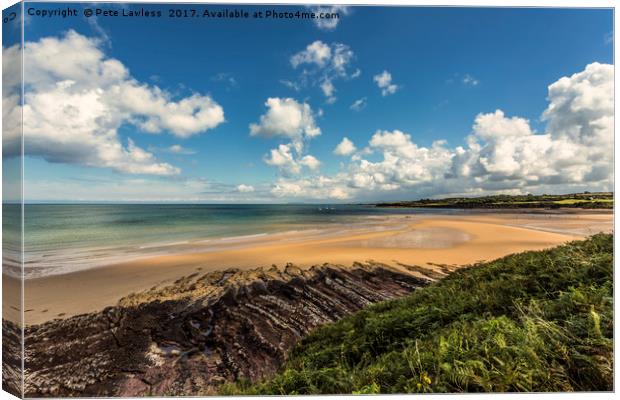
6;4;614;202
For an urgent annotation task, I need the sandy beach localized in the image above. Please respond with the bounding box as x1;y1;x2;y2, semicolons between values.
6;211;612;325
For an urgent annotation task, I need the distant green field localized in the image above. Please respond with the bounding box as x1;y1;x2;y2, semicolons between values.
553;199;614;205
376;192;613;209
222;234;613;394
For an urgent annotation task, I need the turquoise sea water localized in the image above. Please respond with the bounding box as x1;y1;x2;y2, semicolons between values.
8;204;459;278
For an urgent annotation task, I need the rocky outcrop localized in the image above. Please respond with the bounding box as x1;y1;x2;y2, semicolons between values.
16;263;430;397
2;318;22;397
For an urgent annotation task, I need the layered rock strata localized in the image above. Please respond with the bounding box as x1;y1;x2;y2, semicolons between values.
9;263;431;397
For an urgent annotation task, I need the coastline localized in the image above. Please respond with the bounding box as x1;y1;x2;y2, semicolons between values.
8;210;613;325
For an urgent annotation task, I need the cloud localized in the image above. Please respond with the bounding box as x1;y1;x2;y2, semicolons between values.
350;97;367;111
264;144;321;176
167;145;196;155
333;137;357;156
450;63;613;189
270;63;612;201
250;97;323;177
348;130;452;190
447;110;551;180
406;63;612;194
22;175;276;203
264;144;301;175
289;40;358;103
320;79;336;103
2;30;225;175
280;79;301;91
85;15;111;47
271;176;351;200
300;154;321;170
237;184;255;193
447;73;480;87
541;61;613;178
249;97;321;153
308;5;350;31
290;40;332;68
542;62;612;147
330;43;355;76
373;70;399;96
462;74;479;86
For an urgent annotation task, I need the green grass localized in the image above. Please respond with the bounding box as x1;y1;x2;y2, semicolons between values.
553;199;614;205
221;234;613;394
492;199;613;205
376;192;614;209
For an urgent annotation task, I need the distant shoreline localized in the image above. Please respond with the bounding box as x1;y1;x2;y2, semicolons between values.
374;192;613;210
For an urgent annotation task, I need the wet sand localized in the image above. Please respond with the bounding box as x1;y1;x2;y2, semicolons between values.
6;211;612;325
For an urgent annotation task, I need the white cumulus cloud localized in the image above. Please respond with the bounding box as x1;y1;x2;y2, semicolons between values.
373;70;399;96
300;154;321;170
270;63;612;201
290;40;332;68
333;137;357;156
2;30;225;175
250;98;323;177
449;63;613;189
271;175;351;200
264;144;300;175
249;97;321;153
264;144;321;177
348;130;452;190
289;40;358;103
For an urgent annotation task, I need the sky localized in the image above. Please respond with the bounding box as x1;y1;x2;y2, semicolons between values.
2;3;614;202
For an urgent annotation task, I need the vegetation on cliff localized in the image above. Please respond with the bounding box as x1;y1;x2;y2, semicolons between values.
223;233;613;394
375;192;613;209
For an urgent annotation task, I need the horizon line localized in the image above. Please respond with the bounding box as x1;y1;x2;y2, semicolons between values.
1;190;613;206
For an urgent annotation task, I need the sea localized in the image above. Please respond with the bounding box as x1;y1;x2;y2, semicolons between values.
3;204;462;278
